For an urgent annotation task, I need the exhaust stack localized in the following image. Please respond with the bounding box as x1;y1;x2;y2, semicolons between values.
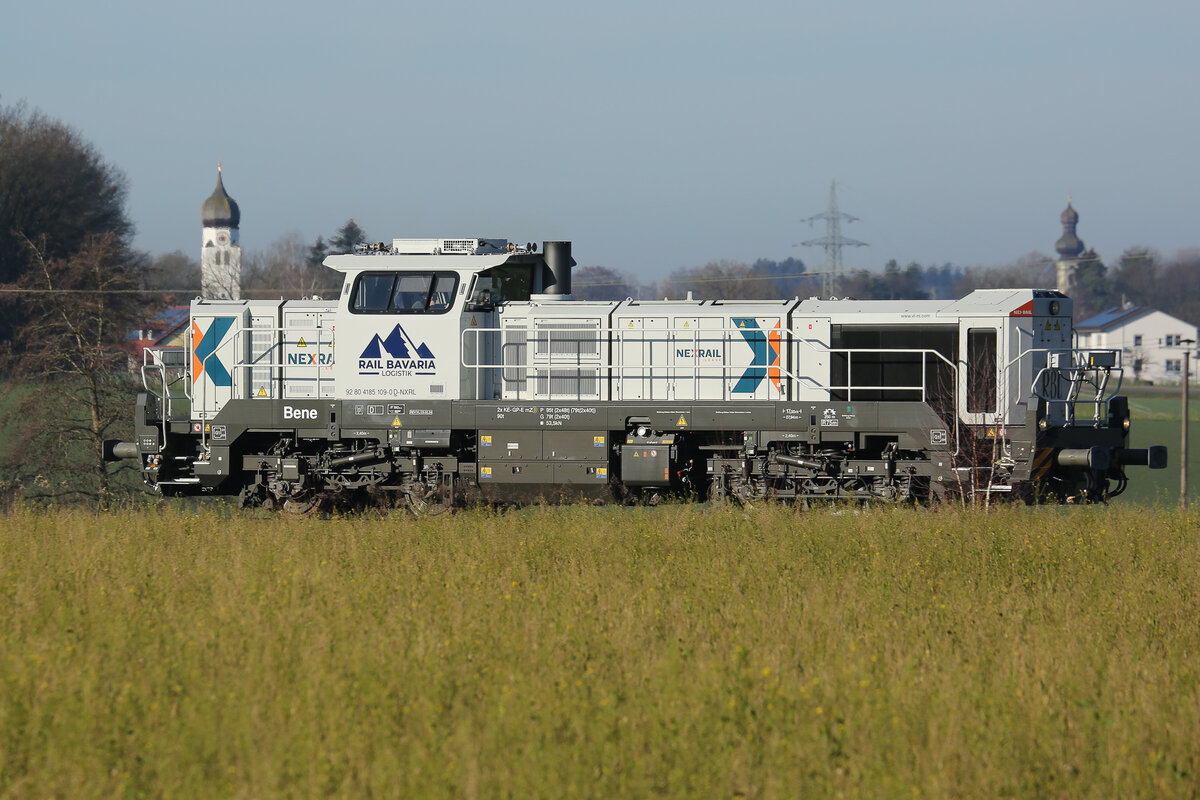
542;241;574;297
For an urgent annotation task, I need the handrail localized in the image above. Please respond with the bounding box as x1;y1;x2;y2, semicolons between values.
786;331;959;402
141;346;191;452
1028;348;1124;426
141;346;190;404
461;324;960;402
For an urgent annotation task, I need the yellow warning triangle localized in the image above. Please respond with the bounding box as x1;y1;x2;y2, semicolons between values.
677;415;688;427
633;450;640;457
297;338;307;347
257;386;267;397
1045;321;1053;330
627;320;635;328
683;321;690;328
392;416;403;427
470;315;477;326
1054;321;1061;330
738;321;746;328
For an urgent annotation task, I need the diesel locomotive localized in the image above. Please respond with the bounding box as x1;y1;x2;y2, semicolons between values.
108;237;1167;510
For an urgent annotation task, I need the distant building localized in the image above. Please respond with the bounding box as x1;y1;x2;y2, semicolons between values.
1055;199;1085;296
1075;304;1198;384
124;305;190;364
201;163;241;299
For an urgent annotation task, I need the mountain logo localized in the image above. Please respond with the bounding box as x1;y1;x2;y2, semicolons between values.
358;325;436;376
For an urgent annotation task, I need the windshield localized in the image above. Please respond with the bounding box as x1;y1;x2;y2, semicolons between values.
350;271;459;314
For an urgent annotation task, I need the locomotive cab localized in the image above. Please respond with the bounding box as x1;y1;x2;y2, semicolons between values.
324;239;557;404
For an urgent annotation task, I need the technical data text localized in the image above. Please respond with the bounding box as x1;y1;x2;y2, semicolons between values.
491;405;600;426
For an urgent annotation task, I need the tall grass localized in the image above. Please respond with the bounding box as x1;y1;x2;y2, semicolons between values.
2;503;1197;798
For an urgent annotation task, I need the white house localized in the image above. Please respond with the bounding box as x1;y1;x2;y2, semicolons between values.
1075;304;1198;384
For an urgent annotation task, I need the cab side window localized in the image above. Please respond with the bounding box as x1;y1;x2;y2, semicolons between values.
467;264;533;309
429;274;457;311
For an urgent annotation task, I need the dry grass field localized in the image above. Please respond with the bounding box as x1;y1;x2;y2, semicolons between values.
1;503;1198;798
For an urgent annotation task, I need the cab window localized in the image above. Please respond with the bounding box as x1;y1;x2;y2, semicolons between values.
392;274;432;310
350;271;459;314
429;274;457;311
467;264;533;309
967;328;997;413
354;274;395;311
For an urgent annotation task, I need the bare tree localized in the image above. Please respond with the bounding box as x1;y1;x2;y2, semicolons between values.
244;232;340;299
1129;347;1153;383
955;252;1056;295
662;260;761;300
1155;252;1200;327
143;250;201;297
573;265;637;301
2;234;148;507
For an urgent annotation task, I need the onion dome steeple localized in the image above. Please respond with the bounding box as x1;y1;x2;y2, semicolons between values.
1055;198;1084;259
201;163;240;229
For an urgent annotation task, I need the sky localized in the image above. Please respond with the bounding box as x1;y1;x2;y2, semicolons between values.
3;0;1198;279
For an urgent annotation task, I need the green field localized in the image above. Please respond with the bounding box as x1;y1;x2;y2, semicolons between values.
2;504;1198;798
1115;387;1198;506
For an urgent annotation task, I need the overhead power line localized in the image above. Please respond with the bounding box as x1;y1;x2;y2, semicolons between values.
0;252;1130;297
0;287;201;294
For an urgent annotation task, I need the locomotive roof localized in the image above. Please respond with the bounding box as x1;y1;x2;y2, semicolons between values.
322;251;538;274
797;288;1054;317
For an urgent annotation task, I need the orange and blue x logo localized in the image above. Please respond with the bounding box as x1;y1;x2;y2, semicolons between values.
192;317;235;386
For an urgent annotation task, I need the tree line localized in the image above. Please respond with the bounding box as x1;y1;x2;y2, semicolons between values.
576;249;1200;325
575;258;963;303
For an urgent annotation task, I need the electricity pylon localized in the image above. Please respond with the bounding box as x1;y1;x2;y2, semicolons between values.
798;180;868;297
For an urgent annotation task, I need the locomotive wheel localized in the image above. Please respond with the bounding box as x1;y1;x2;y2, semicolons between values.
238;483;267;510
707;477;728;507
238;482;279;512
281;491;326;515
406;494;450;516
403;483;451;516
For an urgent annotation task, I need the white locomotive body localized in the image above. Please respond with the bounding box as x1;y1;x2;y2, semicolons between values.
115;238;1165;509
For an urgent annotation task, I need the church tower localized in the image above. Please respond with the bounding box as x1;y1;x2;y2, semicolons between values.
1054;199;1084;296
201;164;242;299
